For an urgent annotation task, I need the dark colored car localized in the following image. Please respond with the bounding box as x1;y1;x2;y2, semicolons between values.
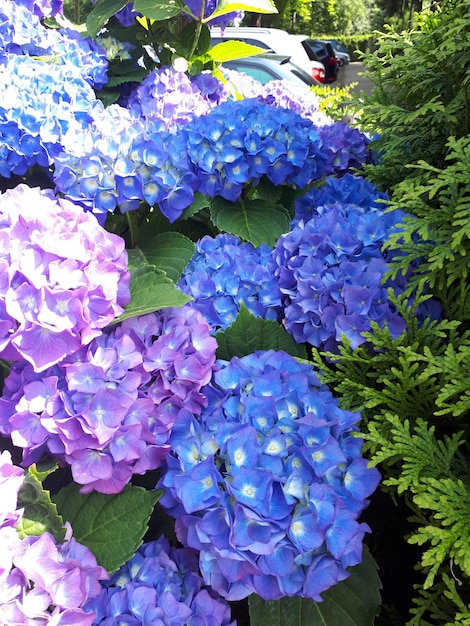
300;39;339;83
221;54;322;87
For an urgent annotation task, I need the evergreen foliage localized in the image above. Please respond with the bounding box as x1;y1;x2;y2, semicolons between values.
311;1;470;621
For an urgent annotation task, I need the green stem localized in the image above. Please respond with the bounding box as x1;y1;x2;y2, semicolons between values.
126;210;140;248
187;1;207;60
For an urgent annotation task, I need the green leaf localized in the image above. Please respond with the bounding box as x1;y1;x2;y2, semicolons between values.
210;197;290;247
114;265;191;323
207;0;278;20
248;546;381;626
132;232;195;283
134;0;186;20
86;0;130;38
54;483;161;573
216;304;307;361
208;40;266;62
16;467;66;542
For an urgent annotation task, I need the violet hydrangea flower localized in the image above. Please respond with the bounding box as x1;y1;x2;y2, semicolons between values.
127;67;230;131
14;0;63;18
0;451;107;625
0;184;130;371
158;350;380;601
0;306;218;494
86;535;235;625
178;233;282;331
269;202;408;350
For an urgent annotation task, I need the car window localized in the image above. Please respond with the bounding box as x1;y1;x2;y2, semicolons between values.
226;63;277;84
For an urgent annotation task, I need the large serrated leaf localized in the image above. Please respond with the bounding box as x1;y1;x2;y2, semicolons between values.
209;40;266;62
134;0;186;20
216;304;307;361
54;483;161;573
114;265;191;323
16;467;66;542
86;0;130;37
207;0;278;20
249;546;382;626
210;197;290;247
132;232;195;283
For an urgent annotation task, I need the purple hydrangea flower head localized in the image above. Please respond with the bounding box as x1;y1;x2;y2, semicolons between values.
1;523;108;624
0;184;130;371
86;535;235;625
0;305;218;493
158;350;380;601
14;0;63;18
187;0;243;28
0;452;107;623
127;67;230;131
318;122;372;175
222;69;333;127
269;202;409;350
178;233;283;331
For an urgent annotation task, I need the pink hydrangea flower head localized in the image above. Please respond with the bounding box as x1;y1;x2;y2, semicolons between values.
0;184;130;371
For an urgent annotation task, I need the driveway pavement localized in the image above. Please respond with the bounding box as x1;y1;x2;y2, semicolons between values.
337;62;374;97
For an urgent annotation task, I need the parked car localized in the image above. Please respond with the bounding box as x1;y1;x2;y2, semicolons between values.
325;39;350;65
210;27;326;84
221;53;322;87
296;37;339;83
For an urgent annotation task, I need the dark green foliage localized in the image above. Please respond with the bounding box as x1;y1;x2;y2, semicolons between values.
311;4;470;621
358;0;470;192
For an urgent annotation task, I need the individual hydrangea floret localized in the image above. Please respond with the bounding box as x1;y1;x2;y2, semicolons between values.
0;184;130;371
0;306;218;493
293;173;389;226
269;202;409;350
0;451;107;625
178;233;282;331
86;535;235;625
158;350;380;601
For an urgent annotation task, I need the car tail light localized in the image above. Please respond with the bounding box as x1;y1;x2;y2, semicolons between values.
312;67;325;83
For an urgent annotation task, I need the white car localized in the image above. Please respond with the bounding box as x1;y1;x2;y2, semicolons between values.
210;26;326;84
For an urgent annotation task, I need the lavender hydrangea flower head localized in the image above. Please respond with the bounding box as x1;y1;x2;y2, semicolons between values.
178;233;282;331
318;122;372;175
128;67;230;131
86;535;235;625
270;202;408;350
0;184;130;371
0;305;218;494
158;350;380;601
0;452;107;624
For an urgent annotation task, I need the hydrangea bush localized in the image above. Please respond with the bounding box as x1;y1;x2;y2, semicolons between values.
0;0;432;624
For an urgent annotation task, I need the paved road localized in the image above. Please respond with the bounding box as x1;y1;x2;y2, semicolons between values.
337;62;374;97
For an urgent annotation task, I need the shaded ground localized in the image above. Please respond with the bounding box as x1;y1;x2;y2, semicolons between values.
338;61;374;97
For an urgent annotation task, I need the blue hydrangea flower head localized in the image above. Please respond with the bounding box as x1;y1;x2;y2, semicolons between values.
158;350;380;601
86;535;235;625
270;202;410;350
178;233;283;331
294;173;390;226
